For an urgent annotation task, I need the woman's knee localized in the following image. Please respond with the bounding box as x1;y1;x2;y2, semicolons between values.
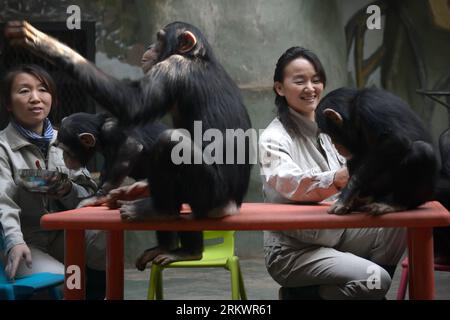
264;247;291;287
318;265;392;300
365;266;392;298
16;247;65;277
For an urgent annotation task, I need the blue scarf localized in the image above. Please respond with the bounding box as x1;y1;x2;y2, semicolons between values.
12;118;55;156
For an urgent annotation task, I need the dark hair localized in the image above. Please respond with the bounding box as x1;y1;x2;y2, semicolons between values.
0;64;58;114
273;47;326;137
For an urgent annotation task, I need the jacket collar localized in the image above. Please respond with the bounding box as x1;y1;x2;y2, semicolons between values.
3;123;57;151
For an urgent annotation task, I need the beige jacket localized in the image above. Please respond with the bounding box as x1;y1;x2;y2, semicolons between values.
0;123;97;254
259;109;347;248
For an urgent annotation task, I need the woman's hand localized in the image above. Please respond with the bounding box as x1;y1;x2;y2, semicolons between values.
5;243;32;280
46;179;72;199
333;167;349;190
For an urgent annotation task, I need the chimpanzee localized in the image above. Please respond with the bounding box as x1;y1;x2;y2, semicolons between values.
315;87;439;215
434;128;450;262
55;112;168;207
435;128;450;209
5;21;252;266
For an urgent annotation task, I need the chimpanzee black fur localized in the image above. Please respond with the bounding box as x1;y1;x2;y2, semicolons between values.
316;87;439;215
56;112;168;200
434;128;450;259
5;21;252;266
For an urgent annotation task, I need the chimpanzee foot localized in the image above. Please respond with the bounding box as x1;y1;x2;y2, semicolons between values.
119;198;178;221
135;246;169;271
358;203;405;216
208;201;239;218
153;248;203;266
119;198;154;221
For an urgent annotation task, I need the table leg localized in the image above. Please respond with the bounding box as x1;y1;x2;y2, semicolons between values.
407;227;434;300
406;232;415;296
64;230;85;300
106;230;124;300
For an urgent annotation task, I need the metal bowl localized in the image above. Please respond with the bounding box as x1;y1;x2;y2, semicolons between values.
16;169;68;193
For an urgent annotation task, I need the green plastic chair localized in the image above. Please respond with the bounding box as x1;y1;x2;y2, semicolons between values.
147;231;247;300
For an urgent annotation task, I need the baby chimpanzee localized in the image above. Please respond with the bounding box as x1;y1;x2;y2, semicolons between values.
316;87;439;215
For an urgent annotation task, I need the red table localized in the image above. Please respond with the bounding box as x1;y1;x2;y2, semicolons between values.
40;201;450;300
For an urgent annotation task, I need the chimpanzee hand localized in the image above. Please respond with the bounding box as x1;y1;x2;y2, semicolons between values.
5;21;87;65
76;196;108;209
358;202;401;215
4;21;47;50
328;173;360;215
106;181;150;209
328;200;352;215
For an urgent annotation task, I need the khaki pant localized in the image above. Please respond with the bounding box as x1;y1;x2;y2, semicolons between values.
265;227;406;300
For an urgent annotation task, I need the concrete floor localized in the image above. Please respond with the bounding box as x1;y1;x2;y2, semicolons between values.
124;255;450;300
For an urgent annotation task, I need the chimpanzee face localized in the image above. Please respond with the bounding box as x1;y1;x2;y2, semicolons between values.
54;132;96;170
141;23;200;75
330;139;353;160
55;141;82;170
141;30;165;74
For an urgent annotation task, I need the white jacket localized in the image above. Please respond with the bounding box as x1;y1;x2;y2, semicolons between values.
259;109;346;248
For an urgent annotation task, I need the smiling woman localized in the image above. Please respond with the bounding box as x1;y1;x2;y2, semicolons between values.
258;47;407;300
0;64;106;299
273;56;324;121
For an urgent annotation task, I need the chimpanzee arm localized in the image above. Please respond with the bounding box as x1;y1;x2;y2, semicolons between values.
77;134;144;208
4;22;139;118
332;134;413;214
134;55;188;122
4;21;174;122
97;136;144;196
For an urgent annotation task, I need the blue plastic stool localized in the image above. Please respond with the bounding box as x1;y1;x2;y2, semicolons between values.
0;260;64;300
